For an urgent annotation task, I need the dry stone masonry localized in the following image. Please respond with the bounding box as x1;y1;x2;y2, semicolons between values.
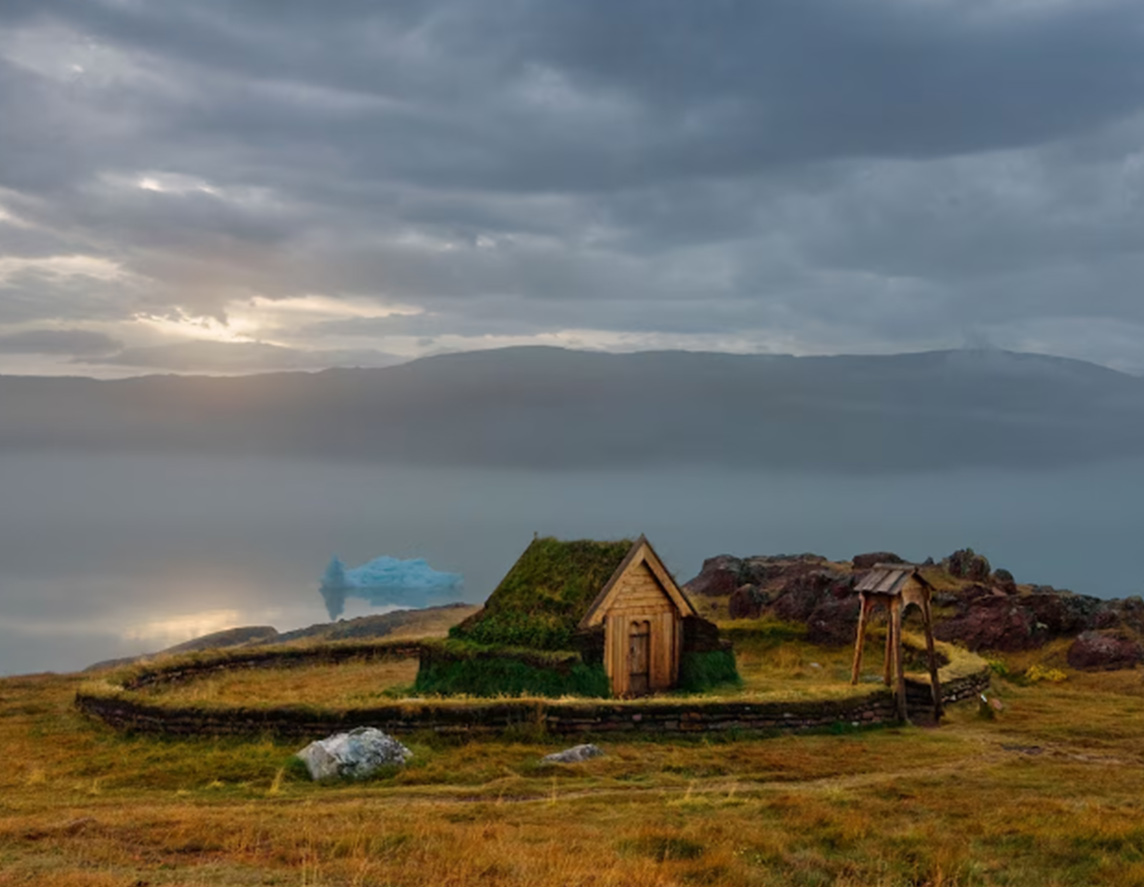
76;667;990;739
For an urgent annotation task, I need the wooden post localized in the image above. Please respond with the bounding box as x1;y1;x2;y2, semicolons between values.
892;597;908;722
922;597;943;720
883;610;895;687
850;594;871;685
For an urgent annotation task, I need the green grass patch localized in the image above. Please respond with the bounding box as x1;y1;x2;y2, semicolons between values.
414;650;610;698
677;649;742;694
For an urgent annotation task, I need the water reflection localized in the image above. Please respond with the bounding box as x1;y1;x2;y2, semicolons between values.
2;453;1143;675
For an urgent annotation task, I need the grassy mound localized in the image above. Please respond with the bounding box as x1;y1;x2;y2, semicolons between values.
451;537;632;650
414;643;610;698
677;649;742;693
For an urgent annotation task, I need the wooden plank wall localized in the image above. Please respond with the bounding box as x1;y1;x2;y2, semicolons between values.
603;562;681;696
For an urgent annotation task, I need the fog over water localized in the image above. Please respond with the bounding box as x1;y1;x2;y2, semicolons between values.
1;453;1142;676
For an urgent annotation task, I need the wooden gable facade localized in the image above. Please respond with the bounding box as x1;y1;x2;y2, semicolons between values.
579;536;698;697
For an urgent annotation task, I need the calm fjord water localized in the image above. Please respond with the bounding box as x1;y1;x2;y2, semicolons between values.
1;453;1141;675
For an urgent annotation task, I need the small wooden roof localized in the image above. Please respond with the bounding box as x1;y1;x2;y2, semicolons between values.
854;564;933;596
578;535;697;629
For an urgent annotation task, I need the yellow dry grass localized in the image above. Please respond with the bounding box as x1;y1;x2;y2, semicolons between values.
91;622;977;713
5;639;1144;886
135;657;420;708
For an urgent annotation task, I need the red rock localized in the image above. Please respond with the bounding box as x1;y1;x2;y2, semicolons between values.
728;585;767;620
933;597;1045;652
683;555;743;597
852;551;904;570
805;596;861;646
1067;631;1143;671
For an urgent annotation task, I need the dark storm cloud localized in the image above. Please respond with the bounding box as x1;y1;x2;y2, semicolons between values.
1;0;1143;372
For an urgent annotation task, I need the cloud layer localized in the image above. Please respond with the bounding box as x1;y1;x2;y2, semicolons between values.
2;0;1143;374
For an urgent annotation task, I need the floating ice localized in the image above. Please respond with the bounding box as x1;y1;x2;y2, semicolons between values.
319;554;463;619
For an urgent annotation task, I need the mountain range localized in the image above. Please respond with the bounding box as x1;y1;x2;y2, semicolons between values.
3;347;1143;471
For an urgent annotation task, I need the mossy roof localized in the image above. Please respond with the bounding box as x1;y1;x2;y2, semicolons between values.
451;537;634;650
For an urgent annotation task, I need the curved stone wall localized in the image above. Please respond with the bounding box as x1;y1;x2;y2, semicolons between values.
76;666;990;739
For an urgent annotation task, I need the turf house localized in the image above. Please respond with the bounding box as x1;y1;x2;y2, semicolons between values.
415;535;737;697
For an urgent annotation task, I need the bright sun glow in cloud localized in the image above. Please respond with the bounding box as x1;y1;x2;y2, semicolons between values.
130;296;423;350
136;172;218;195
0;254;126;284
132;312;259;343
122;609;245;645
237;295;422;321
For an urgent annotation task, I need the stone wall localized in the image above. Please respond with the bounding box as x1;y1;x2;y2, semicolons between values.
76;668;991;739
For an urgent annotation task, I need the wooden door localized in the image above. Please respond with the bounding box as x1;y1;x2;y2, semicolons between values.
628;620;651;696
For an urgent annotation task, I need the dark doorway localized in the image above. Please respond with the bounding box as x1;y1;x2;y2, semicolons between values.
629;620;651;696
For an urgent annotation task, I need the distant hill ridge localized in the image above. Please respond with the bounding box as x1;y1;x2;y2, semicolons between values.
84;603;478;671
6;346;1144;471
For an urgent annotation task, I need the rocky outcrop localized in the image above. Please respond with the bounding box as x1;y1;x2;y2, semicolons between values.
1093;596;1144;634
728;585;769;620
687;547;1144;658
684;555;744;597
946;548;992;582
936;584;1144;653
770;570;853;623
1024;589;1103;635
934;597;1045;652
852;552;904;570
992;569;1017;594
685;553;833;601
805;596;862;647
1067;631;1143;671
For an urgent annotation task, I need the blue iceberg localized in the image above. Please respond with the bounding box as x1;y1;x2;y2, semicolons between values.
319;555;464;619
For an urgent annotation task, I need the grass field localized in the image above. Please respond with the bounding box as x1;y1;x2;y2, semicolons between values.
131;657;422;708
4;631;1144;886
101;620;976;714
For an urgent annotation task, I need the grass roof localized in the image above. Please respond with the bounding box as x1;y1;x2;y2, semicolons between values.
451;537;633;650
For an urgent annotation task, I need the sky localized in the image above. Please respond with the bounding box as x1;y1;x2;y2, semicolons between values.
1;0;1144;377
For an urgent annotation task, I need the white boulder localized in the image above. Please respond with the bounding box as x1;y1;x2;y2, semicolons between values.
296;727;413;781
542;743;604;764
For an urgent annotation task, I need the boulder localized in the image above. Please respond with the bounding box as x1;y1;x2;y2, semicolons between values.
805;596;861;647
1024;590;1102;636
957;583;999;603
946;548;992;582
728;584;768;620
739;554;829;588
934;597;1045;652
770;570;850;623
543;744;604;764
852;551;904;570
296;727;413;781
1067;631;1144;671
683;555;743;597
992;569;1017;594
1096;596;1144;634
